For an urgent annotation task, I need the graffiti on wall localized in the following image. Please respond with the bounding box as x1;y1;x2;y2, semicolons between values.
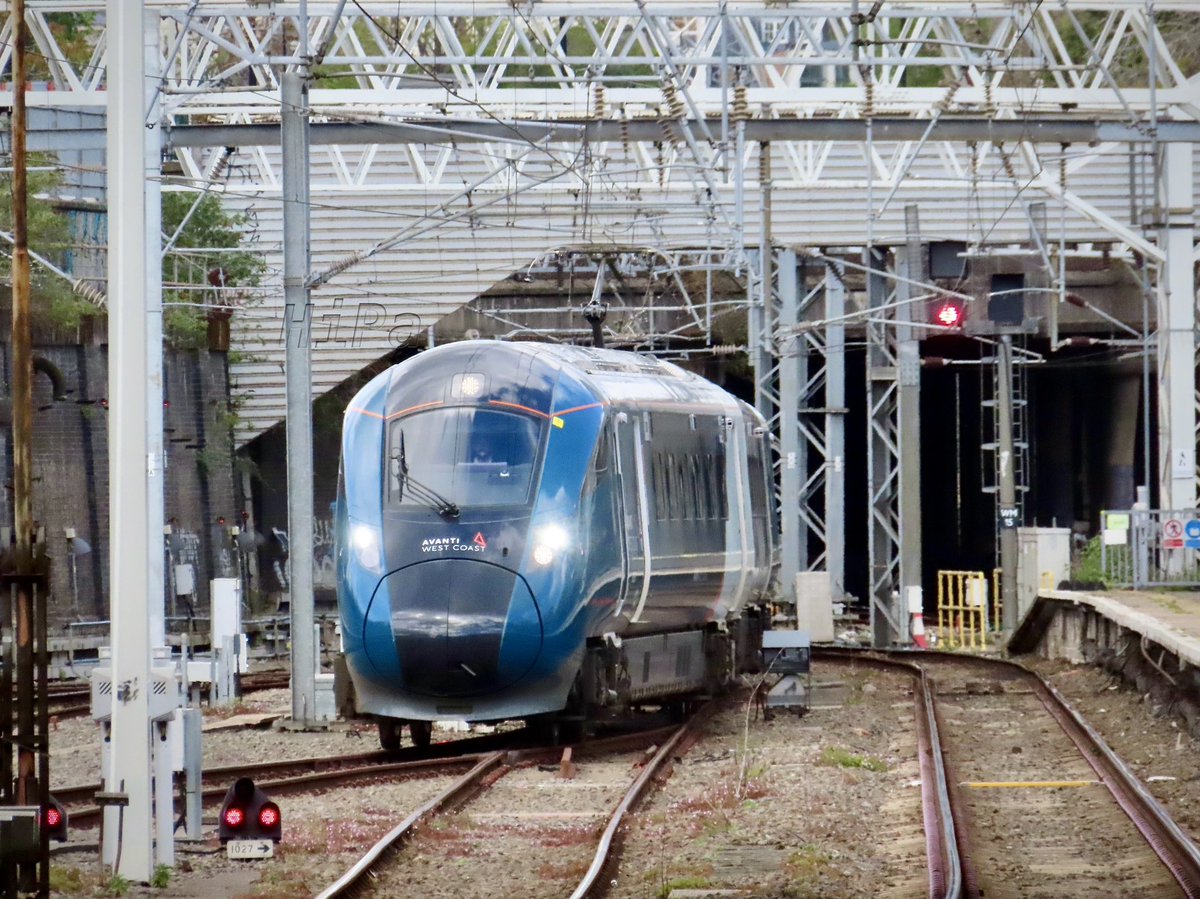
267;521;336;592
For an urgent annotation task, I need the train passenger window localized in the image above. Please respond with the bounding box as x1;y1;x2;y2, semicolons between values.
709;450;728;520
666;453;678;520
683;456;697;520
593;426;611;473
700;454;715;520
652;452;667;521
689;456;704;520
387;408;542;509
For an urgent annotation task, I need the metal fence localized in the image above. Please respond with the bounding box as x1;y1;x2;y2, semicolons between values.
1099;509;1200;588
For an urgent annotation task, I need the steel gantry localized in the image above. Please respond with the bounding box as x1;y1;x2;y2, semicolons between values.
0;5;1196;643
3;5;1199;889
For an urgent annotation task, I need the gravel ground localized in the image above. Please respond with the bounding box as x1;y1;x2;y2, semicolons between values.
610;663;926;899
47;651;1200;898
50;688;382;792
1020;655;1200;843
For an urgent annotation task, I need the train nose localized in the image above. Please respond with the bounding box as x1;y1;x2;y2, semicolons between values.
373;559;542;696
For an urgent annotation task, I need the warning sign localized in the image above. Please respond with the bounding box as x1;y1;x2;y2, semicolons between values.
1163;518;1185;549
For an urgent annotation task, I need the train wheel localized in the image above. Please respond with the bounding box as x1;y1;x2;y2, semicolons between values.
378;718;403;752
408;720;433;749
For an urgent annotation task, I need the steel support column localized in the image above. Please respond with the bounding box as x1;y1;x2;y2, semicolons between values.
282;71;317;725
1156;143;1196;512
823;262;846;605
104;0;154;882
778;251;805;596
866;247;902;647
897;208;924;642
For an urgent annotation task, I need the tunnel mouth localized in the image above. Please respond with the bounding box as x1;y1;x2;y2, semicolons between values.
367;558;542;697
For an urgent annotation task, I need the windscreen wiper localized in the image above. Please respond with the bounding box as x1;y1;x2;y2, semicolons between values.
394;433;460;519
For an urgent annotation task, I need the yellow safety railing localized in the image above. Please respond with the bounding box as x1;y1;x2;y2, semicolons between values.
992;567;1002;632
937;570;989;649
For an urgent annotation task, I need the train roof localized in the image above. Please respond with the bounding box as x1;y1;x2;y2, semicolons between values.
466;341;742;411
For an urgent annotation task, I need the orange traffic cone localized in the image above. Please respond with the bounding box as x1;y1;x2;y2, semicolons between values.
911;611;928;649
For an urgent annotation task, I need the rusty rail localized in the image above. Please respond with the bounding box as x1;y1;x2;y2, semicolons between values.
815;649;963;899
821;648;1200;899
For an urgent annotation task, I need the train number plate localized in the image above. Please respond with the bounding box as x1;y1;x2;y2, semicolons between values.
227;840;274;860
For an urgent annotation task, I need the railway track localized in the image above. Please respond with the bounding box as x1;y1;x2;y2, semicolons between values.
32;669;292;721
314;710;713;898
818;648;1200;899
59;728;532;827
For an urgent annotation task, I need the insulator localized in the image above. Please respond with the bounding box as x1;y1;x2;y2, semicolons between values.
662;79;685;120
934;79;962;114
72;279;107;307
592;82;607;119
732;82;749;122
619;115;630;151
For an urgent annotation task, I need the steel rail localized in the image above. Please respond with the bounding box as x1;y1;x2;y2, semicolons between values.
815;649;963;899
823;648;1200;898
568;714;704;899
309;715;703;898
68;753;485;828
315;751;507;899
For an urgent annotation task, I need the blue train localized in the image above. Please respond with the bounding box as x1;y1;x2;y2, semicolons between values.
335;340;778;749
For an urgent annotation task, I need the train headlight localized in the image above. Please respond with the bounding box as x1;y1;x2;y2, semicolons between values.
350;523;382;572
532;523;570;566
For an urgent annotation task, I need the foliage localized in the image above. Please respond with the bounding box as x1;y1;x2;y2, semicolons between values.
0;157;88;330
104;874;130;897
161;191;266;348
786;843;833;880
818;746;888;772
1071;535;1108;587
25;14;98;81
48;865;89;894
657;876;713;898
151;865;171;889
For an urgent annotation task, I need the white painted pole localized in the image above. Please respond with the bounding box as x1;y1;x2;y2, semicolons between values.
104;0;154;883
144;7;166;651
282;71;316;725
1156;144;1196;513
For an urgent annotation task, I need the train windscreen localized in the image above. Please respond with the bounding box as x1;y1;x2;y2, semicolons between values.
387;408;542;509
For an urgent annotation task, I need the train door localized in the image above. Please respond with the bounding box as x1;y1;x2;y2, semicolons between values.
613;411;651;623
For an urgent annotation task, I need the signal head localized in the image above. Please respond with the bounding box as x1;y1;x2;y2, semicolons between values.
43;795;68;843
218;779;282;844
931;298;965;328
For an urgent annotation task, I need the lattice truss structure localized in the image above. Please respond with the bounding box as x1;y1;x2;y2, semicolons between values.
5;1;1200;625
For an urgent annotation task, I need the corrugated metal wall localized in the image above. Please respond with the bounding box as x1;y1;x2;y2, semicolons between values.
224;139;1153;444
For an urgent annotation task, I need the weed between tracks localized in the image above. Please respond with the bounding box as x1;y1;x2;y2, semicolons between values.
818;745;888;773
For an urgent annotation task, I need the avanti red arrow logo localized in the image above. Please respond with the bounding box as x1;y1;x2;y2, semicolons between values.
473;532;487;549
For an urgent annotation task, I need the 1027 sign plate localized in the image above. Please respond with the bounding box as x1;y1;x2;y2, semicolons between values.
226;840;273;860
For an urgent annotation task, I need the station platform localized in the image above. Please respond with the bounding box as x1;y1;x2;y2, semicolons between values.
1009;588;1200;732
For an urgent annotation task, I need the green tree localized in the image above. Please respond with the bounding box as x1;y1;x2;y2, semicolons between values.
0;157;92;331
161;191;266;348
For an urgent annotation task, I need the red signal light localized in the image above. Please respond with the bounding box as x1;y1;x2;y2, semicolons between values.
257;804;280;829
223;807;246;829
932;299;964;328
45;807;62;828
